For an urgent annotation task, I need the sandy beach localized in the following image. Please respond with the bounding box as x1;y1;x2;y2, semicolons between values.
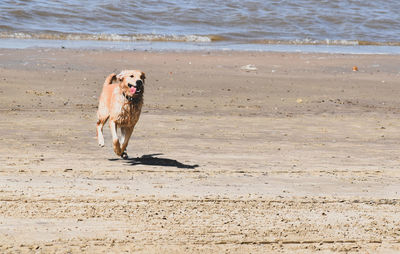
1;48;400;253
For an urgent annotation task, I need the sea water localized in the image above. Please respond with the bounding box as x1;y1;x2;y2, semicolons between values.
1;0;400;53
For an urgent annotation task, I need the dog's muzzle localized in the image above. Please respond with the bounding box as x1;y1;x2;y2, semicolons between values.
128;80;144;94
124;80;143;103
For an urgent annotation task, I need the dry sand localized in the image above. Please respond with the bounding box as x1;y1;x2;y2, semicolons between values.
0;48;400;253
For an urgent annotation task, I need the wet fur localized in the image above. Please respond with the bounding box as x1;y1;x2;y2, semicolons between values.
96;70;145;158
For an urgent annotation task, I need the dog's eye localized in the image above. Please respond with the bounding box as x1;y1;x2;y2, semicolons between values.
130;75;134;78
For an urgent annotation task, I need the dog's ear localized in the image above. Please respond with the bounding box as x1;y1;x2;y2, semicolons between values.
104;73;117;85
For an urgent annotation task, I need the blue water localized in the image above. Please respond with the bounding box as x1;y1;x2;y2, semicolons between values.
1;0;400;53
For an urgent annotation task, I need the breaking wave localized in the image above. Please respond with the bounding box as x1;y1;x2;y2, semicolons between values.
1;32;399;47
0;32;222;43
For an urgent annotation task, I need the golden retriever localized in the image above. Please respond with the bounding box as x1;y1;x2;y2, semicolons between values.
96;70;145;159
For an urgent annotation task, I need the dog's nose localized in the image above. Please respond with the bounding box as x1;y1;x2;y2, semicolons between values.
136;80;143;87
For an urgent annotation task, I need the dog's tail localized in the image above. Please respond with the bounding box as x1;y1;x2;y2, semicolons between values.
103;73;117;86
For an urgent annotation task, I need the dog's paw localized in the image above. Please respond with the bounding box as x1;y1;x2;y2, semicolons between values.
98;138;105;147
121;151;128;160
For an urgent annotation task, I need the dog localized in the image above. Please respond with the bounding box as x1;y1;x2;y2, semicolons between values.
96;70;145;159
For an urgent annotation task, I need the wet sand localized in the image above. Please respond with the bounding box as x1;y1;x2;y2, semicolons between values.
1;48;400;253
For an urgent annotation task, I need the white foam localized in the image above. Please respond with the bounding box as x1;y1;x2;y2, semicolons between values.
0;32;213;43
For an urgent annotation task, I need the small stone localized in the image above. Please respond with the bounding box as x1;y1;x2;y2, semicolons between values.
240;64;257;71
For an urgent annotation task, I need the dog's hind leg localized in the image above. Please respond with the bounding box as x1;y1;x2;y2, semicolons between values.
110;120;122;156
120;127;133;159
96;116;108;147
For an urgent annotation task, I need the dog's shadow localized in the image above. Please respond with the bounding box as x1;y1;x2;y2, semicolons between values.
109;153;199;169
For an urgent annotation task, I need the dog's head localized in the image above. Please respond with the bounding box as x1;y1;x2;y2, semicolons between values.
117;70;145;101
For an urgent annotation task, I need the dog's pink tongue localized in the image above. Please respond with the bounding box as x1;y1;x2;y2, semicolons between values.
130;87;136;94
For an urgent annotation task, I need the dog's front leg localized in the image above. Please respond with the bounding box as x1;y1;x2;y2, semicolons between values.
109;120;122;156
119;127;126;145
120;127;134;159
96;118;107;147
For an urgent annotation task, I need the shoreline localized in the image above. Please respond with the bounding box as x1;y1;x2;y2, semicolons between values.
1;38;400;55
